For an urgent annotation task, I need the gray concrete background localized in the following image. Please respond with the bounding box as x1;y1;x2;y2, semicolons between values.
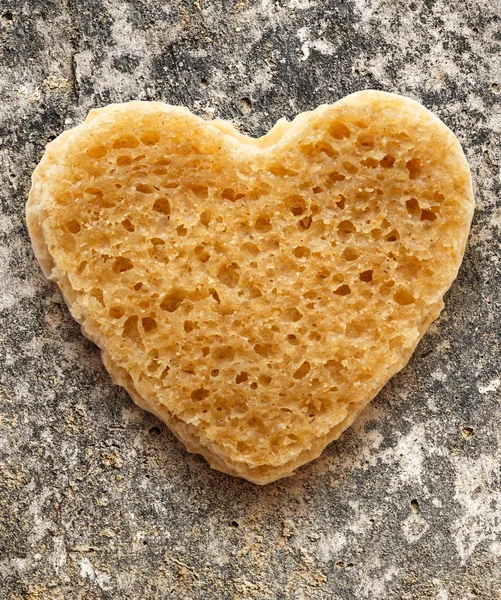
1;1;500;598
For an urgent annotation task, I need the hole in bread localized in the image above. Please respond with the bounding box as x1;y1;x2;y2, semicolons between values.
312;186;323;194
133;282;143;291
221;188;237;201
194;245;210;263
342;248;359;261
357;132;374;149
329;121;351;139
90;288;105;306
122;316;143;346
359;270;373;282
84;187;103;197
211;368;220;377
298;216;312;231
200;211;211;227
394;288;415;306
191;388;210;402
210;289;221;304
86;146;107;159
255;216;272;233
151;237;164;246
176;225;188;237
136;183;154;194
241;242;260;256
249;287;262;299
293;246;311;259
380;154;395;168
338;220;356;236
336;196;346;210
236;372;249;384
109;307;124;319
142;317;157;334
318;142;339;159
284;307;303;322
113;257;133;273
116;155;133;166
184;320;195;333
268;163;298;177
325;359;343;375
140;131;161;146
285;195;306;216
334;284;351;296
259;375;272;386
328;171;346;183
67;220;81;234
406;158;421;179
121;218;135;232
152;197;171;215
213;346;235;361
293;361;311;380
345;321;366;338
343;161;358;174
385;230;400;242
316;267;331;279
389;336;404;350
201;347;210;357
253;343;274;358
421;209;437;221
160;289;187;312
250;382;258;389
148;360;160;373
113;135;139;149
360;157;378;168
406;198;420;217
218;262;240;288
190;185;208;199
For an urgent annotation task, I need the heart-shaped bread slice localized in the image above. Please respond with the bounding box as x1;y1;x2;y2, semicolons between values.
27;91;473;484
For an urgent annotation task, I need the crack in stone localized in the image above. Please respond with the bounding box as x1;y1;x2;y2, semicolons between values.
64;0;82;103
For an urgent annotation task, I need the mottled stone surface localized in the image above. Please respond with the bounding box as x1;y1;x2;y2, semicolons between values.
1;1;500;598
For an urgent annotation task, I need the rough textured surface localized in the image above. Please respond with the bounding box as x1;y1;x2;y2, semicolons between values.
27;93;474;484
0;0;500;597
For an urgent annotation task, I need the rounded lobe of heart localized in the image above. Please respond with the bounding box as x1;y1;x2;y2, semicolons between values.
26;91;474;484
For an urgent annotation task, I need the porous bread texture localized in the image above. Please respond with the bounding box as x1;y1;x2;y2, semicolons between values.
27;91;474;484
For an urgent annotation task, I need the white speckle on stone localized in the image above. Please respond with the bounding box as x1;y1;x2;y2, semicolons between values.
297;26;338;61
431;369;447;382
392;424;426;485
434;583;450;600
402;512;430;544
27;488;56;546
79;557;94;579
355;565;399;599
51;535;67;574
490;540;501;556
478;378;500;395
451;454;501;563
287;0;317;9
80;557;112;590
316;531;347;563
347;502;377;536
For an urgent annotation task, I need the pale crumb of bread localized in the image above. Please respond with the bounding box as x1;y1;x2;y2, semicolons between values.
27;91;474;484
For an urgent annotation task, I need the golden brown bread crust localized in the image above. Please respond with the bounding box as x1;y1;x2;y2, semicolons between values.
26;91;474;484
